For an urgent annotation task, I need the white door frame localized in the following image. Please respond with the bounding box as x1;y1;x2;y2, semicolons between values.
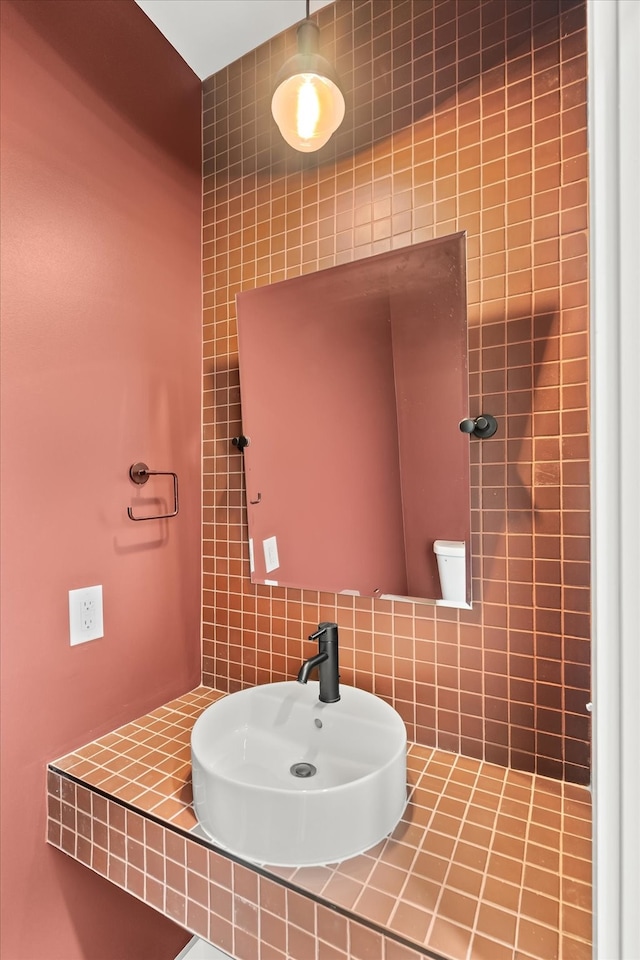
589;1;640;957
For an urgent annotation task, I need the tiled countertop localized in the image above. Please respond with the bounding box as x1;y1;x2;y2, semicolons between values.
48;686;592;960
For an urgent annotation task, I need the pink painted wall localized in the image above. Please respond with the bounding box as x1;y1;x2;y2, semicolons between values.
0;2;202;957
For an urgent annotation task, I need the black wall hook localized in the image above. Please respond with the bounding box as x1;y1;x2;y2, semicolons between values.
459;415;498;439
232;435;250;451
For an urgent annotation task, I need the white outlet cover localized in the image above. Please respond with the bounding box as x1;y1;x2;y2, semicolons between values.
262;536;279;573
69;585;104;645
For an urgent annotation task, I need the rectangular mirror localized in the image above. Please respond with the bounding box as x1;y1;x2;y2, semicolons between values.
236;233;471;605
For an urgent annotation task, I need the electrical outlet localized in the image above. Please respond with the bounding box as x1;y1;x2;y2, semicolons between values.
69;585;104;645
263;536;279;573
81;596;96;632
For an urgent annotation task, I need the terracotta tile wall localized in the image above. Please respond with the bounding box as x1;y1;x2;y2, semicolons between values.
202;0;590;784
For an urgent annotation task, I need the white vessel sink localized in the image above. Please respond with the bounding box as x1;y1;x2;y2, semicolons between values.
191;681;407;866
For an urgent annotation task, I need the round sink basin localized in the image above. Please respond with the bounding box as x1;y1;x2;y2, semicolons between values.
191;681;407;866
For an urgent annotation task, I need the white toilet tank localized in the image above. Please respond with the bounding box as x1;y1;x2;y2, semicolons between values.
433;540;466;603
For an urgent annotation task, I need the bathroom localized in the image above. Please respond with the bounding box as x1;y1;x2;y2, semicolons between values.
0;0;637;958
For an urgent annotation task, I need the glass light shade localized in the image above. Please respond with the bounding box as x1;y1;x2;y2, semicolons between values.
272;72;345;152
271;18;345;153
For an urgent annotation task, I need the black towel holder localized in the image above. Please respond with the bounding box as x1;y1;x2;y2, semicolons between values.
127;462;179;521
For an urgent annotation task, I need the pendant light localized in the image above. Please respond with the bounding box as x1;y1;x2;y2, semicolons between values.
271;0;345;152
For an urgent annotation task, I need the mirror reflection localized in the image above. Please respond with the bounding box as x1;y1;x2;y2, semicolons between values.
236;233;471;605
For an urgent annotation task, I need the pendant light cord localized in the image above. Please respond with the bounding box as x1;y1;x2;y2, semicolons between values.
306;0;310;18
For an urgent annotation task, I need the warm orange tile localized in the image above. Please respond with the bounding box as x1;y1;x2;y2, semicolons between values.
352;886;396;926
437;887;478;929
469;931;515;960
428;915;472;956
476;901;518;944
517;918;560;959
389;900;433;944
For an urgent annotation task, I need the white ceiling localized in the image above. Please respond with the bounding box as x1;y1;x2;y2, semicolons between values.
134;0;334;81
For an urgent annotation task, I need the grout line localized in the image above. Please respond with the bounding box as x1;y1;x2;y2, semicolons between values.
513;769;539;956
462;761;511;958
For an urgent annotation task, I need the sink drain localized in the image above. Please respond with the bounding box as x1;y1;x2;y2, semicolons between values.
290;762;317;778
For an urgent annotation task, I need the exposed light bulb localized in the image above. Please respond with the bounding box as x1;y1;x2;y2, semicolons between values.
272;72;345;152
271;18;345;153
297;78;321;141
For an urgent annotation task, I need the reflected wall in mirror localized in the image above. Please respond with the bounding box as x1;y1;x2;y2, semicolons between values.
236;233;471;604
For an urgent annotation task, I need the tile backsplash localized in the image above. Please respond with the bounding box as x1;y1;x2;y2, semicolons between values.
202;0;590;784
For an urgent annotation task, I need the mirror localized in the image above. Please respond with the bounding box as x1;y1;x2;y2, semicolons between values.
235;233;471;605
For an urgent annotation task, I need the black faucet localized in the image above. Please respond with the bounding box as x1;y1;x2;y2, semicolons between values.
297;622;340;703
